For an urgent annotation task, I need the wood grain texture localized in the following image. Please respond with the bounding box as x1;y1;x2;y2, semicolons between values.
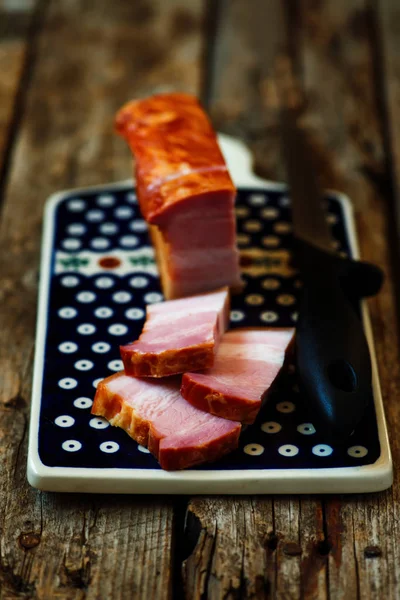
0;0;39;189
296;3;400;598
183;2;327;599
1;0;400;598
376;0;400;262
182;0;400;599
0;0;204;597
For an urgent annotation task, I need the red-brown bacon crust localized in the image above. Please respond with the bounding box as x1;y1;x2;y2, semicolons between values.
115;93;236;224
92;373;241;471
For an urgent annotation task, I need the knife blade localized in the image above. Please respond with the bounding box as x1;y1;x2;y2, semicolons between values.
280;108;383;439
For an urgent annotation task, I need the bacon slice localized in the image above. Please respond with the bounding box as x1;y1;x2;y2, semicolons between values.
115;93;242;299
181;329;295;424
120;288;230;377
92;372;241;470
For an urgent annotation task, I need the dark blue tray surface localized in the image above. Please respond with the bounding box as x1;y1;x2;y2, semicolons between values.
38;186;380;470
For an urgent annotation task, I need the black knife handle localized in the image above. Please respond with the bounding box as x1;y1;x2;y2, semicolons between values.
295;242;383;439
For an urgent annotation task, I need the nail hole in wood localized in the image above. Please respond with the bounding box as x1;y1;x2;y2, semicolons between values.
18;532;41;550
317;540;332;555
364;545;382;558
265;533;278;551
283;542;302;556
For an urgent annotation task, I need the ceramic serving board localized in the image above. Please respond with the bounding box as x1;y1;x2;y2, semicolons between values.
27;134;393;494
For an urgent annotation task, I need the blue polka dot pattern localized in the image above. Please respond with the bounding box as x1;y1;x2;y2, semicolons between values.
38;186;380;471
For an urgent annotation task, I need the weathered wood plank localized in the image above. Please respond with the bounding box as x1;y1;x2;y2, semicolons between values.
376;0;400;260
183;0;399;599
183;2;327;599
0;0;39;187
0;0;205;597
288;1;400;599
183;497;274;599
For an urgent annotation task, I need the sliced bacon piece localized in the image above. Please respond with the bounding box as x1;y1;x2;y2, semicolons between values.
92;372;241;470
115;93;242;299
120;288;230;378
181;329;295;424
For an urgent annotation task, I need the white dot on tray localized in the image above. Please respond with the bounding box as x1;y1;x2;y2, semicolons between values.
62;440;82;452
74;359;94;371
108;324;128;336
312;444;333;457
91;237;110;250
327;213;338;225
297;423;316;435
94;307;113;319
96;194;115;207
278;196;291;207
276;401;295;414
262;235;280;248
246;294;264;306
114;206;134;219
260;311;278;324
61;275;80;288
92;378;104;389
277;294;296;306
248;193;267;206
230;310;245;322
261;421;282;434
262;278;280;290
244;220;263;232
138;445;150;454
58;307;77;319
92;342;111;354
108;359;124;372
261;207;279;219
144;292;163;304
89;417;109;430
112;291;132;304
278;444;299;457
237;233;250;246
125;307;145;320
77;323;96;335
76;291;96;303
55;415;75;428
67;199;86;212
274;221;292;234
126;192;137;204
62;238;82;251
129;276;148;289
58;378;78;390
347;445;368;458
235;206;249;217
100;222;119;235
74;397;93;409
67;223;86;236
58;342;78;354
86;209;105;222
243;443;264;456
100;441;119;454
130;219;147;232
119;235;139;248
95;276;114;289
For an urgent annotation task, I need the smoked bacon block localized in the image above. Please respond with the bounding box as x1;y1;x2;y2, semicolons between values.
92;372;241;470
120;288;230;377
115;93;242;299
181;329;295;424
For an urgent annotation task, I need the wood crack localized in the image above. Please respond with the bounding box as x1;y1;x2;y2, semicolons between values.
13;408;27;477
0;0;49;210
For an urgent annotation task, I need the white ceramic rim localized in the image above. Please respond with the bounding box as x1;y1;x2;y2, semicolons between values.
27;135;393;494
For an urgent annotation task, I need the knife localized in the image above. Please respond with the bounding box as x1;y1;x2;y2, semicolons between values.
280;108;383;439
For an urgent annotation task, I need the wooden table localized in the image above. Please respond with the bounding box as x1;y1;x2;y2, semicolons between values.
1;0;399;598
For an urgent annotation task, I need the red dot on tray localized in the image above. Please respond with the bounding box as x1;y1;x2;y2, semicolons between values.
99;256;121;269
